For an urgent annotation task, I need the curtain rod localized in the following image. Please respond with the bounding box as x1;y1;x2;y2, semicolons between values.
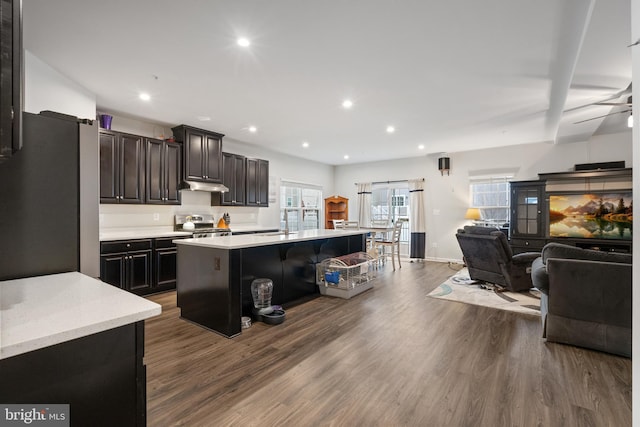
355;178;424;185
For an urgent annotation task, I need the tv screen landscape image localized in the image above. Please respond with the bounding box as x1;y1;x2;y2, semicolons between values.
548;192;632;240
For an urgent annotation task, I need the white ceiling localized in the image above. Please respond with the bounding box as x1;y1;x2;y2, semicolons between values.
22;0;632;165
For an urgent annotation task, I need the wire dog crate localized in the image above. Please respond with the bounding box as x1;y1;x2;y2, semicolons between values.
316;252;377;299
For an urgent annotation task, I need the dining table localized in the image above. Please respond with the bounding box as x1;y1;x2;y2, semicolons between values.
360;225;394;260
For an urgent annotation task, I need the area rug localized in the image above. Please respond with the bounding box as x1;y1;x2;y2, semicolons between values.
427;268;541;316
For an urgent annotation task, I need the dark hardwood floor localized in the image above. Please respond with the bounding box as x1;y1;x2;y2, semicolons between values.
145;261;631;426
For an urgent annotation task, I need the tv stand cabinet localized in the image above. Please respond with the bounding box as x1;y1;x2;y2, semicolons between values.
572;239;631;253
509;168;632;254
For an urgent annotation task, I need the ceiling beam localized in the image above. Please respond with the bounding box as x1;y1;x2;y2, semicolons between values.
544;0;596;143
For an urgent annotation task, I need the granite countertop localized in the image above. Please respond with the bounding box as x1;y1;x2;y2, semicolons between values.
0;272;161;360
173;228;367;250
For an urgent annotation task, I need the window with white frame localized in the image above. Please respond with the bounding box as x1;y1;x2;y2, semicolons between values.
371;184;410;222
280;181;323;231
370;182;410;254
469;176;512;224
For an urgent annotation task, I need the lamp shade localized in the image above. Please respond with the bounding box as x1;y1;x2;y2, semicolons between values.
464;208;482;220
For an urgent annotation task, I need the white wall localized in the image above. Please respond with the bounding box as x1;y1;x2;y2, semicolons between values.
334;131;632;262
24;50;96;119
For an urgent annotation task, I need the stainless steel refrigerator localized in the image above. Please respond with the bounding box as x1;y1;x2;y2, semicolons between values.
0;110;99;280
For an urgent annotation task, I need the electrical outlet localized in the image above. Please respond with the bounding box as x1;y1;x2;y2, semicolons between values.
153;213;160;221
433;209;440;215
432;242;438;248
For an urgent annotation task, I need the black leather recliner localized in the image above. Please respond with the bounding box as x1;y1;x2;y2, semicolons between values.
455;225;539;292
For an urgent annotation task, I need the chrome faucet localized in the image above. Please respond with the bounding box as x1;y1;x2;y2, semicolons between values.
283;209;290;235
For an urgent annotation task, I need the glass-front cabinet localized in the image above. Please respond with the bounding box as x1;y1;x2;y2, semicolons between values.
509;181;546;253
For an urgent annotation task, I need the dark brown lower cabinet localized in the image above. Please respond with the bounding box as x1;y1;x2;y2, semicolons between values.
100;240;153;295
153;237;183;292
101;237;186;295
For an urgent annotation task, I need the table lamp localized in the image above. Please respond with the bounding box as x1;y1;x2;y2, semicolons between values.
464;208;482;224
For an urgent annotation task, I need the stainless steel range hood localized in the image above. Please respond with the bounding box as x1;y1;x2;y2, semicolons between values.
182;180;229;193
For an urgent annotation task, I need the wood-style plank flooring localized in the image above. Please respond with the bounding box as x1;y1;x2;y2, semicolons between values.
145;261;631;426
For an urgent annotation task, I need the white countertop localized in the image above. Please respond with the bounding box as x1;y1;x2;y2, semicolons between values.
100;227;192;241
99;225;280;241
0;272;161;360
174;228;368;249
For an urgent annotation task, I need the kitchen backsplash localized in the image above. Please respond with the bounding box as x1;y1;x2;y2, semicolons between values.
99;190;263;229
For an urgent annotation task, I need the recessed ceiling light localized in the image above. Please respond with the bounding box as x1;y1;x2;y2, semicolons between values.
418;144;425;150
139;93;151;101
248;126;257;133
302;141;309;148
197;116;211;121
342;99;353;109
386;126;395;133
344;155;349;160
237;37;251;47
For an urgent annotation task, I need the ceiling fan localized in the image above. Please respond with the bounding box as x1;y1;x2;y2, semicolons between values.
572;97;632;125
568;83;632;125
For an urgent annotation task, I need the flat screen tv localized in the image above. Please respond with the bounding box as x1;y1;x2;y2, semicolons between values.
548;192;632;240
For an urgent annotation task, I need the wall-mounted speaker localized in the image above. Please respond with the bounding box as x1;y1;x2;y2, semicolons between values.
438;157;450;176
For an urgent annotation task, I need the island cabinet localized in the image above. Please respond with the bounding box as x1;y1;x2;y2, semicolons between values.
146;138;182;204
1;322;147;427
100;239;153;295
175;230;366;338
172;124;224;183
0;272;160;427
212;152;246;206
99;130;146;204
246;158;269;207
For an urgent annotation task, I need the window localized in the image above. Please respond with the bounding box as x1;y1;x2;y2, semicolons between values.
280;181;323;231
371;183;410;254
372;184;410;222
469;176;512;224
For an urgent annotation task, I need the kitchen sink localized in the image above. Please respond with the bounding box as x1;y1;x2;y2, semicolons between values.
259;231;298;236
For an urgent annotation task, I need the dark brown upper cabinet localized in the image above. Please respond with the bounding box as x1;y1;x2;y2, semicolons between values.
0;0;23;160
100;130;145;204
146;138;181;205
246;158;269;207
212;152;246;206
172;125;223;183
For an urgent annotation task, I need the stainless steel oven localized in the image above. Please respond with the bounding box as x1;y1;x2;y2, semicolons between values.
175;214;231;238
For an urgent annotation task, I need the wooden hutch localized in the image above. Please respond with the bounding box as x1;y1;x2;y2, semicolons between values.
324;196;348;229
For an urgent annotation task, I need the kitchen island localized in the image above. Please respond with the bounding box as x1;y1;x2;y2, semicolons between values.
0;272;161;426
174;229;367;337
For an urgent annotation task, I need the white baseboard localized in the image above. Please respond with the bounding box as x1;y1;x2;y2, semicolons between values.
424;256;464;264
